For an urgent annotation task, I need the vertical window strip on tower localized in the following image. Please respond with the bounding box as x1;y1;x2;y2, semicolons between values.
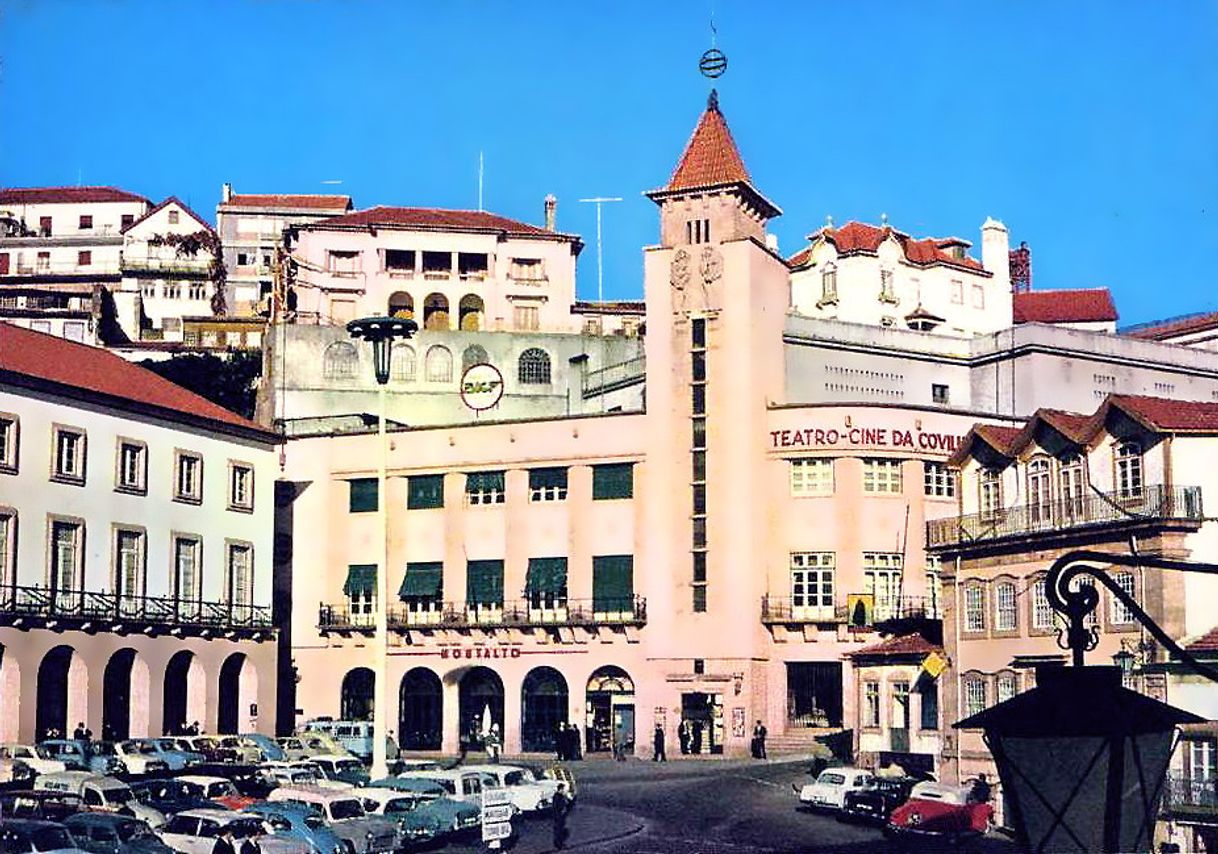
691;317;707;612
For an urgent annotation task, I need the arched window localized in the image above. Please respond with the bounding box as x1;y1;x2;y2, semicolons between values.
964;584;986;633
979;468;1003;517
518;348;551;385
323;341;358;379
1027;458;1052;525
1060;454;1086;519
388;291;414;319
462;345;488;373
459;295;484;331
423;293;449;331
390;346;416;382
820;262;837;304
1115;441;1143;499
424;345;453;383
993;580;1017;631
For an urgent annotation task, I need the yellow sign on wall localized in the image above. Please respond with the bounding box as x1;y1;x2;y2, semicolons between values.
921;651;949;679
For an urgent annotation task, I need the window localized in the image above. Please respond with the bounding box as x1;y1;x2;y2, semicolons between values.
79;214;93;230
592;463;633;500
327;250;360;274
931;384;950;405
140;279;156;298
692;384;706;414
692;450;706;482
892;681;911;730
174;451;202;502
509;258;545;281
923;462;955;497
518;348;551;384
323;341;358;379
1110;570;1136;624
407;475;444;509
39;216;52;236
1115;442;1143;499
1032;578;1054;629
964;678;988;716
919;681;939;730
529;468;567;502
0;415;18;473
385;249;416;273
926;555;942;618
52;426;86;483
1069;575;1099;627
466;560;504;609
980;468;1003;516
466;471;506;505
525;557;567;610
863;459;902;494
229;463;254;511
971;284;985;309
400;561;443;612
964;585;986;632
863;682;880;728
77;250;92;267
790;552;834;618
115;439;146;493
996;673;1018;703
1189;740;1216;781
461;345;488;373
1060;454;1086;519
62;321;86;343
114;528;145;607
0;511;15;587
349;478;378;513
513;305;540;331
692;585;707;612
692;418;706;450
686;218;712;244
390;346;416;381
950;280;963;304
1027;458;1053;525
163;282;182;300
344;564;376;625
691;351;706;382
994;581;1017;631
49;519;83;604
790;459;833;496
226;543;253;611
424;345;453;382
188;282;206;300
35;251;50;272
879;269;895;301
819;264;838;304
691;317;706;348
592;555;634;614
863;552;903;620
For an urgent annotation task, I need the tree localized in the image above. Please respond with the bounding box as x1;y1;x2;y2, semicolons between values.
140;350;261;419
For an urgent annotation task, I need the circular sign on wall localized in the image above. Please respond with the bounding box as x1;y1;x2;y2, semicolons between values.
460;363;505;411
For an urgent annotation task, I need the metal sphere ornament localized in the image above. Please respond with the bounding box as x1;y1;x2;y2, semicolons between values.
699;48;728;79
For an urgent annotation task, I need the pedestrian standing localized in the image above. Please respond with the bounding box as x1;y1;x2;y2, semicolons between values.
753;720;767;760
211;827;237;854
568;724;582;761
486;723;501;763
679;720;692;755
554;722;566;761
652;723;666;762
551;782;572;850
691;721;703;754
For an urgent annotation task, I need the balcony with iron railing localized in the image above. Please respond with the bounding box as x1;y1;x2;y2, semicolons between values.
761;594;942;627
0;585;273;639
926;484;1204;550
1161;771;1218;819
2;260;121;278
318;596;647;633
122;256;212;276
582;355;646;398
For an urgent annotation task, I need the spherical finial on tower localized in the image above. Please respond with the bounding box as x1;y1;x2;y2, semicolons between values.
699;48;728;79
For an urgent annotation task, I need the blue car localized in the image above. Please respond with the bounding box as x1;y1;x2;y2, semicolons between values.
243;802;347;854
147;739;204;771
38;741;120;776
239;734;285;763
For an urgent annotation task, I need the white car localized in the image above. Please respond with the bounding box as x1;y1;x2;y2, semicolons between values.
157;810;309;854
107;741;169;775
403;769;496;806
461;764;554;813
0;744;68;777
795;767;876;811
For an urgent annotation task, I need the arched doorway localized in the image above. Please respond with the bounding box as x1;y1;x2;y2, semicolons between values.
163;651;205;735
0;645;21;742
423;294;449;331
218;653;258;734
341;668;375;721
103;649;152;741
399;668;442;750
586;666;635;755
458;295;484;331
458;667;503;749
37;645;87;741
521;667;568;753
388;291;414;319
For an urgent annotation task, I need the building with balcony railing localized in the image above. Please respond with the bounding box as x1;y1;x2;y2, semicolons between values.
0;322;280;743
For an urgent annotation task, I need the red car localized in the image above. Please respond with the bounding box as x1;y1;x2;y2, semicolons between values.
885;781;993;848
177;775;258;810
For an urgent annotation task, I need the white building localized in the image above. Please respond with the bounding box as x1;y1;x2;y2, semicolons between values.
0;321;280;741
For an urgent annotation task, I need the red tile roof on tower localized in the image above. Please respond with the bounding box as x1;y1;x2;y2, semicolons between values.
1013;289;1117;324
1106;394;1218;433
0;322;275;439
665;91;752;192
310;206;579;242
223;194;353;211
0;186;150;205
845;634;942;658
788;220;985;273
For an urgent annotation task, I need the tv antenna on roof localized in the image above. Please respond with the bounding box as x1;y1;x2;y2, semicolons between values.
578;197;622;307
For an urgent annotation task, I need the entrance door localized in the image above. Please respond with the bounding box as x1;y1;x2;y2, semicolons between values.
680;693;723;755
585;666;634;754
786;662;843;728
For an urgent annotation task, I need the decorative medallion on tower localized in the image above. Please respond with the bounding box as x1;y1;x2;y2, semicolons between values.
699;246;723;286
671;248;691;291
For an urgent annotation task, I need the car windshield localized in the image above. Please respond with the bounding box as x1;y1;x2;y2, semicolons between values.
227;819;264;839
154;740;176;751
207;782;235;798
178;781;205;799
289;771;318;784
382;798;414;814
303;815;325;830
335;760;362;773
818;772;846;786
197;738;218;750
503;771;530;786
31;826;76;851
32;747;54;760
103;788;133;805
123;740;157;754
117;820;151;842
164;816;197;835
329;799;365;820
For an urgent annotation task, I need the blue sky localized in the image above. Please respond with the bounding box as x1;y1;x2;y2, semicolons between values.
2;1;1215;325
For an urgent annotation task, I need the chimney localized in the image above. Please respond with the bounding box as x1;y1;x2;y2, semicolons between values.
981;217;1010;294
222;182;232;203
544;194;557;231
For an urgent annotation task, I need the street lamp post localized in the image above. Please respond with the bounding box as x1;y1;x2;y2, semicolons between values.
347;316;417;781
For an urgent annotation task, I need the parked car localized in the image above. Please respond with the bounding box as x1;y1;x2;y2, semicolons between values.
276;735;333;763
102;742;169;777
242;803;347;854
351;787;443;848
301;722;372;762
170;764;275;799
459;764;553;814
213;738;263;766
840;776;920;824
39;742;101;774
174;776;256;811
308;755;369;788
156;810;309;854
366;777;481;838
239;735;285;763
128;779;224;818
266;786;398;854
145;741;203;772
0;818;88;854
885;781;994;848
34;773;164;828
64;812;175;854
1;745;67;778
1;754;35;786
161;738;230;765
0;790;83;822
794;767;876;811
397;769;497;808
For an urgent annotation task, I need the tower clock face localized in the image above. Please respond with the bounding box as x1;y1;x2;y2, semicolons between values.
670;249;691;291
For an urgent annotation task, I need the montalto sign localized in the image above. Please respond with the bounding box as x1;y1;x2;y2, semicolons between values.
769;424;964;453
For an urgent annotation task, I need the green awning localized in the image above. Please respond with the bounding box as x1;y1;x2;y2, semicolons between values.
525;558;568;596
592;555;633;610
399;562;442;598
344;564;377;596
466;560;504;606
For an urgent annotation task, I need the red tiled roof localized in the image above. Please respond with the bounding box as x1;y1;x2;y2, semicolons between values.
846;634;942;658
0;186;150;205
1123;311;1218;341
1107;394;1218;433
793;220;985;272
1037;409;1096;443
0;322;272;437
311;206;578;242
1013;289;1117;324
947;424;1024;466
1186;626;1218;653
224;194;353;211
786;246;814;269
665;92;752;192
123;196;213;234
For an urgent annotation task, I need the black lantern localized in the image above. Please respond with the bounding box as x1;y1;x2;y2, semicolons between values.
346;316;417;386
1112;647;1136;678
955;665;1201;853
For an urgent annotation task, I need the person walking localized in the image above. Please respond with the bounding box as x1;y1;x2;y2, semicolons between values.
753;720;768;760
652;723;667;762
486;723;501;763
551;782;572;850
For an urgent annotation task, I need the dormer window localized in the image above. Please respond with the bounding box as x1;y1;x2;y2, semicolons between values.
1115;442;1144;499
980;468;1003;517
686;219;711;245
817;263;838;306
